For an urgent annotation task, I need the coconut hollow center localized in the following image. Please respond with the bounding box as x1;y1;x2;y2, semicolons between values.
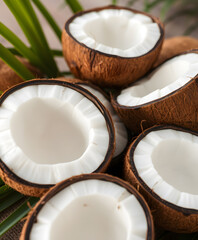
129;59;189;98
50;195;128;240
117;53;198;106
10;98;89;164
152;139;198;194
83;16;146;50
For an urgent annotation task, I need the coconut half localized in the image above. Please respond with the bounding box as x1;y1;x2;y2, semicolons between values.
125;125;198;233
154;36;198;67
0;80;115;196
0;57;42;91
21;173;154;240
62;5;164;88
112;50;198;134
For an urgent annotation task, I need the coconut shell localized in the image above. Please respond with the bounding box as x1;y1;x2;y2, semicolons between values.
154;36;198;67
0;57;42;92
124;125;198;233
0;161;50;197
20;173;155;240
62;5;164;88
0;79;115;197
111;50;198;136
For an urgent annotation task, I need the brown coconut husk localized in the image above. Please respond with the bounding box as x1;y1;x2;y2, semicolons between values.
154;36;198;67
111;49;198;136
0;57;42;91
62;5;164;88
0;162;50;197
0;79;115;197
20;173;155;240
124;125;198;233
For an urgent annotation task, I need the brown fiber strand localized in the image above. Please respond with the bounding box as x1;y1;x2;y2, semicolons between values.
154;36;198;67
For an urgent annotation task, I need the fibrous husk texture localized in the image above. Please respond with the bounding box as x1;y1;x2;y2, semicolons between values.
0;162;49;197
0;57;42;91
111;50;198;135
124;125;198;233
154;36;198;67
62;6;164;88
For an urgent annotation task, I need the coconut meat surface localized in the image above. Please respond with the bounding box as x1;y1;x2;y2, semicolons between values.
30;179;148;240
69;9;160;57
10;97;89;164
133;129;198;209
118;53;198;106
0;85;110;184
79;84;128;157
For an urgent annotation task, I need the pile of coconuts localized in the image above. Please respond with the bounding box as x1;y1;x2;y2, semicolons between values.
0;5;198;240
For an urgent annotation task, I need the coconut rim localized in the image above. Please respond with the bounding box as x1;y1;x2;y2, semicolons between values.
0;79;115;189
57;77;131;159
127;124;198;214
56;77;133;159
21;173;154;240
111;49;198;109
64;5;164;59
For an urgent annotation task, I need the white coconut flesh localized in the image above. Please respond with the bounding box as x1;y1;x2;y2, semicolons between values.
117;53;198;106
79;84;128;157
0;85;110;184
133;128;198;209
69;9;161;57
30;179;148;240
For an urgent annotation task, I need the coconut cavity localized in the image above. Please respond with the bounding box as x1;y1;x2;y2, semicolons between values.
11;98;89;164
29;179;148;240
50;195;127;240
79;84;128;157
152;138;198;194
133;128;198;209
69;9;160;57
118;53;198;106
0;83;111;185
